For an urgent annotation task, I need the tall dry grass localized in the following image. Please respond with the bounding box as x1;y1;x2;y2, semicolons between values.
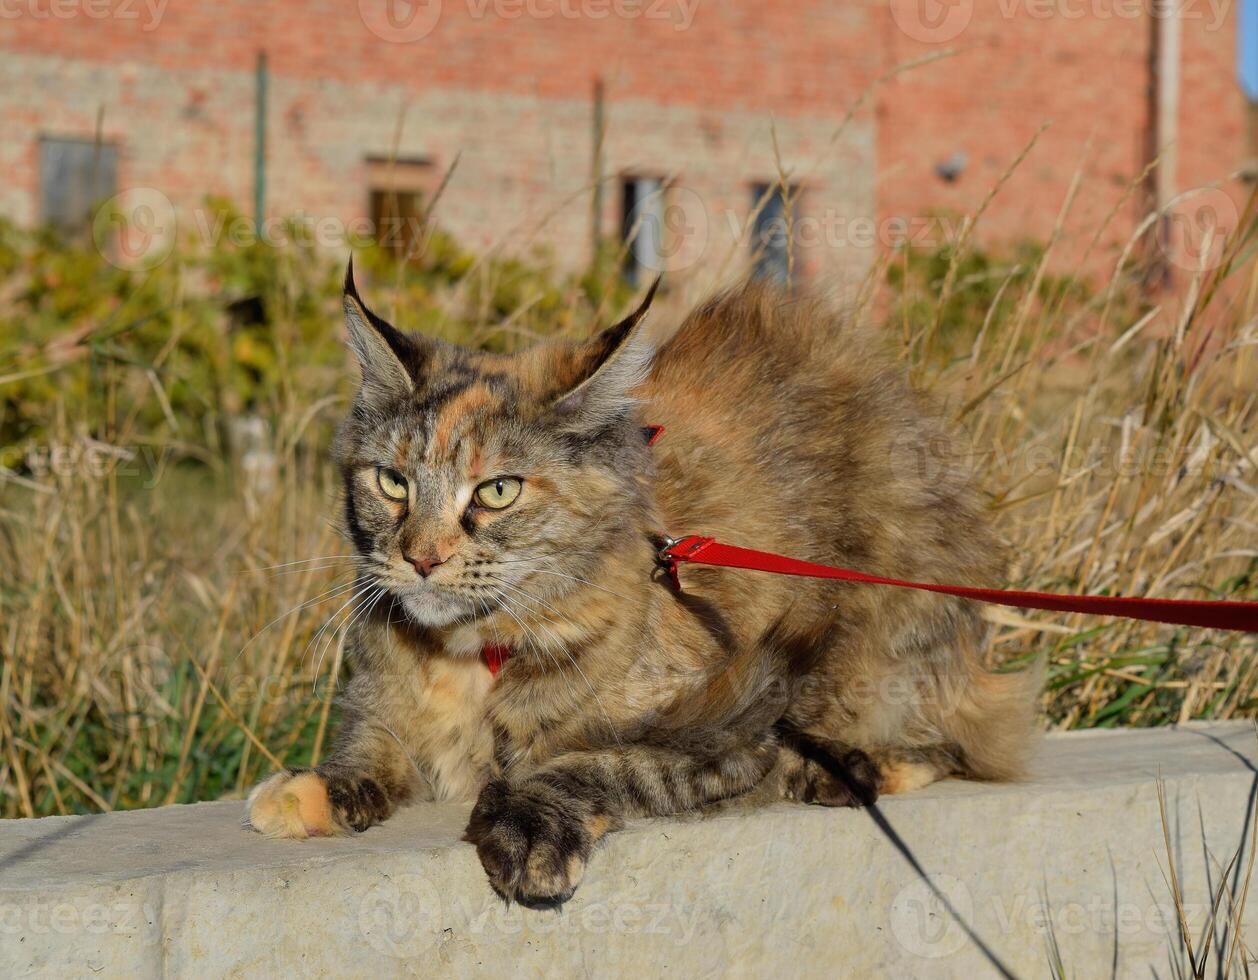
1;170;1256;819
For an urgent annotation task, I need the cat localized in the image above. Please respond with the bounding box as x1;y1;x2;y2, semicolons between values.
246;264;1038;908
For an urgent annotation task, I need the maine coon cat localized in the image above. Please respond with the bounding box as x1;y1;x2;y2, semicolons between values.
247;266;1037;907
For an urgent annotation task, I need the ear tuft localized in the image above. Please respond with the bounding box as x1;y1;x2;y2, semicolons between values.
343;258;419;406
551;278;660;426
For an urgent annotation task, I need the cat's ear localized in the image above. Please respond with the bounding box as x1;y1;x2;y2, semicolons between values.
550;278;660;426
343;258;422;406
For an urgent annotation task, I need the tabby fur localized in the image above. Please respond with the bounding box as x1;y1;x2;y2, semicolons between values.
246;268;1038;907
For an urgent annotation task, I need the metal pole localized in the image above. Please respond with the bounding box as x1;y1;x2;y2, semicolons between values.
254;51;268;233
1144;0;1179;288
590;76;605;262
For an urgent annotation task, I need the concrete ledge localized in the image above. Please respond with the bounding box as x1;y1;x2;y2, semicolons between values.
3;723;1257;977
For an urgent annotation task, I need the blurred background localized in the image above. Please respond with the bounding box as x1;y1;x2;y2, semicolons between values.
0;0;1255;818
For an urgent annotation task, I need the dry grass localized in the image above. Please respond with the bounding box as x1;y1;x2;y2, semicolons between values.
1;167;1257;818
947;194;1258;729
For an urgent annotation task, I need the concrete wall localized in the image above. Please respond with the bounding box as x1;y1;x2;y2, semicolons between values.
2;723;1256;977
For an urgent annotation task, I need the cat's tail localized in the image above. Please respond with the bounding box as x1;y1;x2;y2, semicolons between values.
944;657;1044;782
873;658;1041;796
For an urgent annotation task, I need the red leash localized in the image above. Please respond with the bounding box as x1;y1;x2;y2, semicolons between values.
480;423;1255;678
661;535;1258;633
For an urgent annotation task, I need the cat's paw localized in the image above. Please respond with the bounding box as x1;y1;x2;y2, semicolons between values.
784;745;881;808
245;770;344;839
464;779;611;908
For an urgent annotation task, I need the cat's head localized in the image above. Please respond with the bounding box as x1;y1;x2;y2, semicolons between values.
335;263;658;628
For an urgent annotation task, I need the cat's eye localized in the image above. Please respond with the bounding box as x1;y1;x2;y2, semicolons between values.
473;477;522;510
376;466;409;501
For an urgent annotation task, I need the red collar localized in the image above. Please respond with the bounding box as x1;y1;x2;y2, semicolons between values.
481;642;512;676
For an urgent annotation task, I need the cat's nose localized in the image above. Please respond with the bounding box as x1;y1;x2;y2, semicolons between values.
404;553;446;578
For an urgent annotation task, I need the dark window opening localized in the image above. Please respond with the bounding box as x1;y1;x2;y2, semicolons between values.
621;176;666;286
750;182;796;285
39;137;117;237
366;157;435;259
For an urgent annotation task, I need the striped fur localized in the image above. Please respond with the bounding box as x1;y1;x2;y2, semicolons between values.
246;268;1038;906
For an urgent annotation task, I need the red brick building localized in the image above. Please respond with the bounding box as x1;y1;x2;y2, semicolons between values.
0;0;1248;287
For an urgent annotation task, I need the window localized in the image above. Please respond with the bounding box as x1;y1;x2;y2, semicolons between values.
621;176;666;286
366;157;435;258
39;137;117;236
750;182;797;285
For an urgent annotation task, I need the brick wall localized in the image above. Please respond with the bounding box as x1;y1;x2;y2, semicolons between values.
879;0;1246;276
0;0;1247;287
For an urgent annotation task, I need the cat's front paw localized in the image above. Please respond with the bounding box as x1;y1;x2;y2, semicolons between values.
245;770;344;839
784;742;881;808
464;779;612;908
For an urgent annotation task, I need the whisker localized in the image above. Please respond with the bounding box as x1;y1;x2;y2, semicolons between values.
486;587;546;656
250;555;362;573
492;581;570;637
301;581;377;670
486;588;576;699
269;561;364;579
490;549;603;565
522;568;638;604
231;577;362;666
492;579;623;748
314;584;386;692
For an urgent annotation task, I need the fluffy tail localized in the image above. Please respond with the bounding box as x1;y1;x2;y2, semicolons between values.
944;659;1043;781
